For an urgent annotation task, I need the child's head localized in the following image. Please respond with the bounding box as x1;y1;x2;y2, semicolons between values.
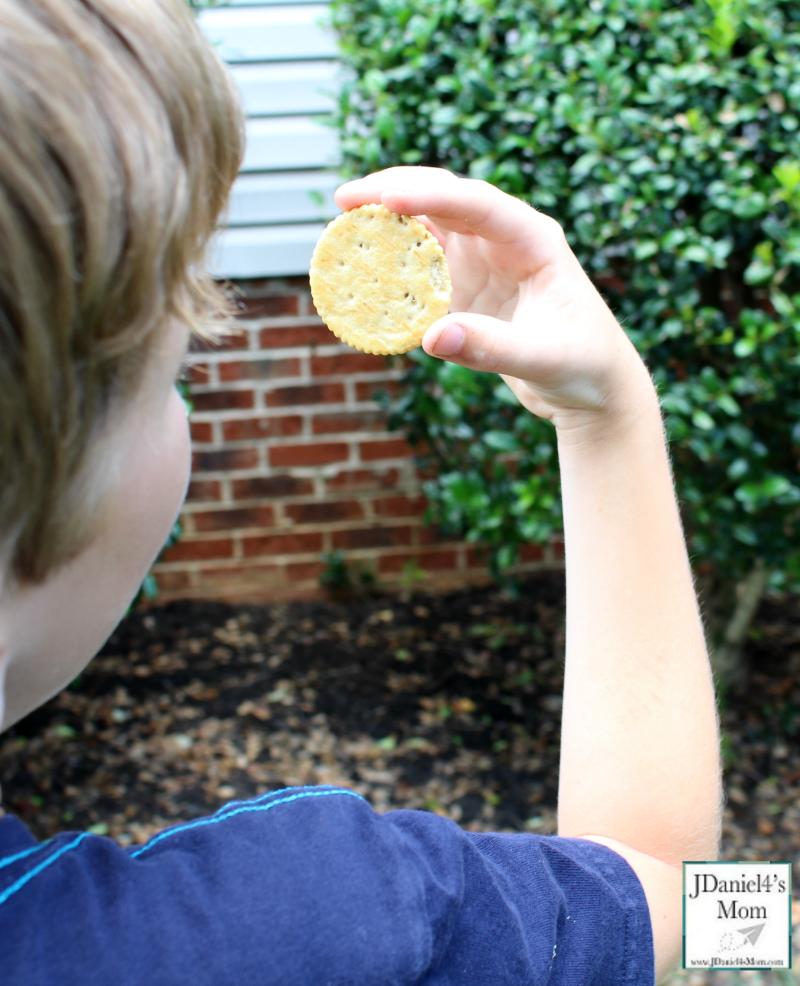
0;0;244;729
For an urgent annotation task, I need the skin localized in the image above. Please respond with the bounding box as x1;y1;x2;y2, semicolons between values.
0;167;720;982
336;167;721;982
0;319;192;733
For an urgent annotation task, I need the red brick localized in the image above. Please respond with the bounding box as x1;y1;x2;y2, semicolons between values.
150;571;191;592
286;561;325;582
222;416;303;442
213;328;250;351
218;358;300;382
194;564;283;587
162;538;234;562
325;468;399;492
191;390;254;412
193;448;258;472
284;500;364;524
189;335;215;354
234;277;269;290
355;380;399;402
237;295;299;318
187;363;210;384
331;526;413;550
378;550;457;574
270;443;348;467
232;476;314;499
311;353;386;376
190;421;213;443
284;275;310;289
373;495;426;518
242;532;323;557
193;506;275;532
552;538;565;560
360;438;413;462
312;411;385;435
520;543;545;563
259;324;336;348
419;523;457;545
466;546;489;568
265;383;345;408
423;550;460;570
186;480;221;502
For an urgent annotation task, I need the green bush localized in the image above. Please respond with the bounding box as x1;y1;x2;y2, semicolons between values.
329;0;800;605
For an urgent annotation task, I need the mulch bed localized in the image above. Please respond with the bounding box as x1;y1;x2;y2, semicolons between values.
2;569;799;977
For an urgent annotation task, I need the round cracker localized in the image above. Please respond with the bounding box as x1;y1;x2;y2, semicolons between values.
309;203;452;355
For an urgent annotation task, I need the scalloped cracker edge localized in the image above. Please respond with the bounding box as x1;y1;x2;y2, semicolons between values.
309;204;452;356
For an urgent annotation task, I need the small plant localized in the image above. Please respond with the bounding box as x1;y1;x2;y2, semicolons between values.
398;557;426;599
319;550;352;592
319;550;376;599
469;621;530;651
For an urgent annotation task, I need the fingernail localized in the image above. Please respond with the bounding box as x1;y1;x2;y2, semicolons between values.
432;323;464;356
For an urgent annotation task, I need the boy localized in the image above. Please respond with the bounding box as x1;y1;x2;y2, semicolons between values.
0;0;721;983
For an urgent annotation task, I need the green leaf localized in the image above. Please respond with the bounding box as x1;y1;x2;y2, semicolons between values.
494;381;520;405
692;409;716;431
483;430;520;452
726;457;749;480
715;393;740;416
634;240;659;260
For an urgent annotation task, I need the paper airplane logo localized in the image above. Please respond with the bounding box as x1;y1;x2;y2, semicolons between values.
737;924;766;947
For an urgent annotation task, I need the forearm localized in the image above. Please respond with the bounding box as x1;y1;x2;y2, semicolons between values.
555;360;721;865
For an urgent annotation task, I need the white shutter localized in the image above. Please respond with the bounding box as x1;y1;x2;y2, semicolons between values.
229;62;339;116
209;224;327;278
199;2;345;279
199;5;336;62
226;171;340;224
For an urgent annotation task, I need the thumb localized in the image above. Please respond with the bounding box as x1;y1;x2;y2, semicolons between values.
421;312;528;377
421;309;636;420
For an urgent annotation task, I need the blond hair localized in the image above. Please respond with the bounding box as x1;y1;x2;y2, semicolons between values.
0;0;244;589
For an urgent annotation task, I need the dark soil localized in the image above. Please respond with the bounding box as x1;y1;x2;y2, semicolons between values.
2;571;799;952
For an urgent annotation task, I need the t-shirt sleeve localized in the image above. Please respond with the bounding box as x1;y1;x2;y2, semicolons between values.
0;785;654;986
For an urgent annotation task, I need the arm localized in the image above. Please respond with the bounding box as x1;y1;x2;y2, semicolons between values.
336;167;722;981
553;377;721;980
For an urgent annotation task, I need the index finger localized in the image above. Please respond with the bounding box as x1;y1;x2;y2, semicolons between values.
334;166;557;247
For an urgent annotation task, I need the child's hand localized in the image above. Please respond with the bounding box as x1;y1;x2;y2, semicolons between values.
335;167;653;432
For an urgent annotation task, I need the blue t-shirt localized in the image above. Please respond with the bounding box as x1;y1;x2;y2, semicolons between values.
0;785;654;985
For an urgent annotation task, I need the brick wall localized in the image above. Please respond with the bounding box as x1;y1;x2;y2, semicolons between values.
152;276;565;603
